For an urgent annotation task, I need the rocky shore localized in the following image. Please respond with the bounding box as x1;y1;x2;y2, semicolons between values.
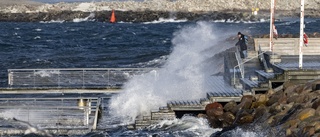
202;80;320;136
0;10;266;22
0;0;320;22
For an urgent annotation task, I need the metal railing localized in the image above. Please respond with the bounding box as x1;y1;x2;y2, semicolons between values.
8;68;157;89
233;46;267;85
0;97;101;130
259;45;270;71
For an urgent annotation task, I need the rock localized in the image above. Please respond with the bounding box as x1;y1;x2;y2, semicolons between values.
269;103;282;115
316;106;320;116
278;94;288;104
238;114;254;124
288;94;308;104
266;89;275;97
205;102;223;111
294;85;305;94
314;121;320;133
256;94;268;103
253;105;268;120
266;92;284;106
239;95;254;109
234;109;253;124
252;94;268;108
231;96;253;115
297;108;316;121
206;102;224;118
269;114;286;126
312;98;320;109
207;116;221;128
286;94;297;103
283;82;296;89
286;128;292;136
207;107;224;118
223;101;237;113
282;119;300;129
251;101;266;109
283;83;299;95
297;116;320;130
311;79;320;91
220;112;235;127
301;126;315;137
197;113;207;119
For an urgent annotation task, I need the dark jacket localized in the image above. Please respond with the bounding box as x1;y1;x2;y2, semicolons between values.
236;34;247;50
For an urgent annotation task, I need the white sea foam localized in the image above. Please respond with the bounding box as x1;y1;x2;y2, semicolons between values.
34;70;60;77
35;28;42;32
34;36;41;39
223;127;267;137
109;22;234;124
149;116;221;136
73;12;95;23
124;55;168;68
213;18;267;23
143;18;188;24
39;20;65;23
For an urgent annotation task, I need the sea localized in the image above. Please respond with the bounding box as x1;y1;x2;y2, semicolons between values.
0;17;320;136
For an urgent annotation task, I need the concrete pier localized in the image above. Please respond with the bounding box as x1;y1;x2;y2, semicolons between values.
3;38;320;132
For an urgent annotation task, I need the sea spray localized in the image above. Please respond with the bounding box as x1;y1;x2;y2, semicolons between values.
109;116;221;136
109;21;234;124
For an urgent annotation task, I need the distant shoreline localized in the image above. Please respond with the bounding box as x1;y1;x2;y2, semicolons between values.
0;9;319;23
0;0;319;22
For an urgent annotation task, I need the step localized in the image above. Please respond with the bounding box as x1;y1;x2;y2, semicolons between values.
247;51;258;58
269;58;281;63
240;78;259;90
250;75;258;81
258;82;269;88
255;70;277;81
200;98;211;105
234;84;243;89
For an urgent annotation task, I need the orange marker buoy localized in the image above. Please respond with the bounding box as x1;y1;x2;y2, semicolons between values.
110;9;116;23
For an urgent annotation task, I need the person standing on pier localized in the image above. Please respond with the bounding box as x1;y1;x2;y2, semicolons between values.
235;32;248;59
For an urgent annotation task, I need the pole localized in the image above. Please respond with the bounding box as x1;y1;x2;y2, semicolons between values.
299;0;304;69
269;0;274;51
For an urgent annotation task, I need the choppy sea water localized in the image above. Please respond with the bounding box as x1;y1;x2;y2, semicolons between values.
0;17;320;136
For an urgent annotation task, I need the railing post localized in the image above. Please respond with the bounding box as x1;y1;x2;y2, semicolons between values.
28;106;30;123
82;69;85;88
108;69;110;86
92;98;101;130
8;70;12;88
33;70;35;88
58;70;60;88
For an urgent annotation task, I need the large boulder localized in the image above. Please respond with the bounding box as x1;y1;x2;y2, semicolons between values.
224;101;237;113
297;108;316;121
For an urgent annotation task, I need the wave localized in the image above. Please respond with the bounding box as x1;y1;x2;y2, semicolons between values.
40;20;65;23
149;116;221;136
109;21;234;124
73;12;95;23
212;18;267;23
123;55;168;68
109;115;220;136
143;18;188;24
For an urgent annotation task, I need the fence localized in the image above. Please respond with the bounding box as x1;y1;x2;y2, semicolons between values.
0;97;101;130
7;68;157;89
